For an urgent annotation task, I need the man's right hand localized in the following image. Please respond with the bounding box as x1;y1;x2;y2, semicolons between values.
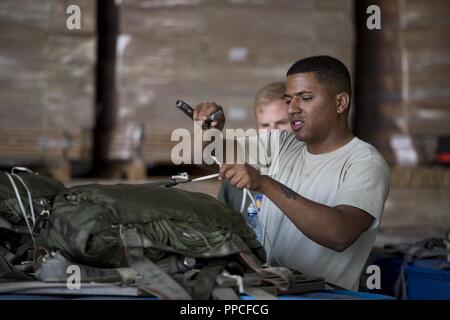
193;102;225;131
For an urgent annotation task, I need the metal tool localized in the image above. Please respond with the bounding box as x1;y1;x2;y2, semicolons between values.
166;172;220;187
207;109;224;124
175;100;194;119
168;172;191;186
175;99;223;129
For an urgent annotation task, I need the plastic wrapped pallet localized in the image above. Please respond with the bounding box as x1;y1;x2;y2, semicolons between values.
355;0;450;166
0;0;96;172
375;166;450;245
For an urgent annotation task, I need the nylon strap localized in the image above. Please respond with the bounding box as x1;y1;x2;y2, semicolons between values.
35;252;135;283
239;251;295;291
191;259;227;300
121;226;192;300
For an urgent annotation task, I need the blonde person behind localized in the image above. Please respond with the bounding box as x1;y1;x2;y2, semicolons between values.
217;82;292;212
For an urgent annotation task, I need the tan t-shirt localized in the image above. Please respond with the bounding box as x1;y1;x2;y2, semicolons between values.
242;131;390;290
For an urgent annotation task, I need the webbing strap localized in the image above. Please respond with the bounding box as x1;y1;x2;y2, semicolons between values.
192;259;227;300
34;252;133;283
121;227;192;300
0;246;34;282
239;251;295;291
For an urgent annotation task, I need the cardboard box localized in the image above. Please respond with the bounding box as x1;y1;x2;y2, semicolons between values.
117;0;354;163
0;0;96;165
355;0;450;165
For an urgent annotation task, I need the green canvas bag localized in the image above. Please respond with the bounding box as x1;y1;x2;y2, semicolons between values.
0;168;64;266
36;182;295;299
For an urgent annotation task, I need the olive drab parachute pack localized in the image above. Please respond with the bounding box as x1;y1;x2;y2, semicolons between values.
0;168;325;299
0;168;64;271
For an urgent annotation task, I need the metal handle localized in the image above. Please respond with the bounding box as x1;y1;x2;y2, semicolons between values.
175;100;194;119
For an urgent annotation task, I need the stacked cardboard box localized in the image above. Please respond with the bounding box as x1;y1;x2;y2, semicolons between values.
355;0;450;165
376;166;450;245
0;0;96;175
114;0;354;164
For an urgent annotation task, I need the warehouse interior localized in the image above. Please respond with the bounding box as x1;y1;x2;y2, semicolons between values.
0;0;449;301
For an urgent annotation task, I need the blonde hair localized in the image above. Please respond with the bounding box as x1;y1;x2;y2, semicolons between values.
254;82;286;111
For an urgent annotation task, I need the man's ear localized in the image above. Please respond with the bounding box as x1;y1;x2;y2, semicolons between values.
336;92;350;114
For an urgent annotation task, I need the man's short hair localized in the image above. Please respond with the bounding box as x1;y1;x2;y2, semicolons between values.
286;55;351;97
254;82;286;111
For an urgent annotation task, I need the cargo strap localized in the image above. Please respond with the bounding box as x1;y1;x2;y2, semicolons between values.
239;251;295;291
34;252;138;284
0;249;35;282
191;259;227;300
214;270;278;299
120;226;193;300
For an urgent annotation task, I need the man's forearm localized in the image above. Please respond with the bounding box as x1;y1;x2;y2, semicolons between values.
258;176;362;251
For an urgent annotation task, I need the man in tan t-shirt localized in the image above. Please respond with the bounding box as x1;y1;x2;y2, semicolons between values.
192;55;390;290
